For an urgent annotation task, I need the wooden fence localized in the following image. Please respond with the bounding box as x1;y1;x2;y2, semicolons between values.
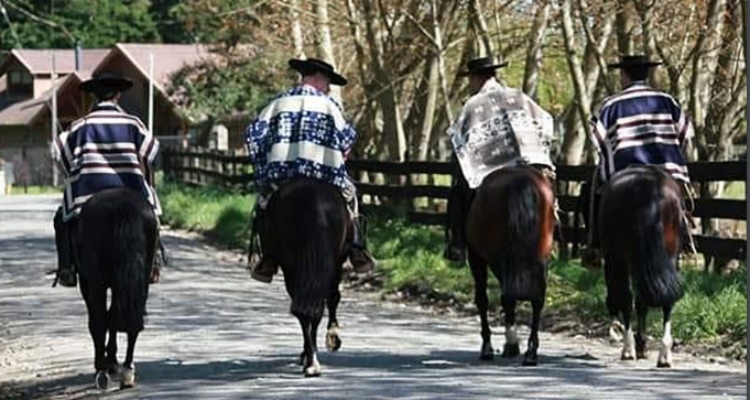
161;148;747;261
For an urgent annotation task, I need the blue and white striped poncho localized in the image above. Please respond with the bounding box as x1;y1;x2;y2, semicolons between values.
245;85;356;191
53;102;161;221
591;82;693;184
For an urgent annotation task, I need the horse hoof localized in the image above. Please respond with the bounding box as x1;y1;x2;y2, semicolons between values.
95;371;110;390
120;367;135;389
479;343;494;360
502;343;520;358
636;350;648;360
303;354;321;377
326;332;342;352
620;352;636;361
656;361;672;368
522;357;538;366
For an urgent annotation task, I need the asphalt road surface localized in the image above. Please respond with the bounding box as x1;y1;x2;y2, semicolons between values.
0;195;745;399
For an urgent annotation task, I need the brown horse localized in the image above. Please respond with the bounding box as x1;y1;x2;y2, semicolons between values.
466;166;556;366
599;165;683;368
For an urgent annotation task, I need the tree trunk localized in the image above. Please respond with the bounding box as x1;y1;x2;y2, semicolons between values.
361;0;406;161
559;0;592;166
315;0;340;101
468;0;494;56
522;0;551;99
690;0;727;160
290;0;304;58
616;0;637;56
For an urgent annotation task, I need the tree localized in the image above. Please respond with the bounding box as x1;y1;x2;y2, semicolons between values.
0;0;161;50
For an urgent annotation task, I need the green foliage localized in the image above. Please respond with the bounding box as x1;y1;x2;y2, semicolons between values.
168;55;288;120
8;185;62;195
1;0;161;50
158;182;254;248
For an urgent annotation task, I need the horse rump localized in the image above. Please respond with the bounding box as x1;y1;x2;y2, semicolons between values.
271;179;348;319
601;167;683;307
80;188;157;332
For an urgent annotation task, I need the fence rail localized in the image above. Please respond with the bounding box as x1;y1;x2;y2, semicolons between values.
162;148;747;261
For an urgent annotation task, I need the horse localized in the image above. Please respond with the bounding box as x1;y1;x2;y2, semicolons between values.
465;166;556;366
75;187;158;389
599;165;683;368
263;178;350;377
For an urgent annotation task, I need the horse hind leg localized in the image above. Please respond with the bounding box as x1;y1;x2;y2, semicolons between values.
296;312;322;377
80;278;110;389
325;287;342;352
657;304;674;368
635;296;649;360
120;331;140;389
469;254;493;360
523;288;546;366
619;289;636;361
501;294;520;358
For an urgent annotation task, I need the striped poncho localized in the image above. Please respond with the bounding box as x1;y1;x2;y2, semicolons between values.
245;85;356;191
53;102;161;221
591;82;693;184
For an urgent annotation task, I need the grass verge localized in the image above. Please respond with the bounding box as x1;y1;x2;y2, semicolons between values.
158;183;746;359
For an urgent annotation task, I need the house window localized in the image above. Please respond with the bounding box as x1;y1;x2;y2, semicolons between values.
8;70;33;97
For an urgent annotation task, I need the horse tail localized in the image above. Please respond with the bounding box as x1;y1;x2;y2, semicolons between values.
289;213;336;321
501;174;545;301
110;201;154;333
631;181;683;307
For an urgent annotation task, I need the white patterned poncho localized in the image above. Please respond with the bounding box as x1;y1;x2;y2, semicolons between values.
448;78;555;189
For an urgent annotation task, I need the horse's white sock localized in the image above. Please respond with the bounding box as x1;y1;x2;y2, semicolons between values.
621;327;636;360
505;324;519;345
658;321;673;366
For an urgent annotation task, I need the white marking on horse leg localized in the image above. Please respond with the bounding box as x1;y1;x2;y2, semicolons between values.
609;319;624;342
505;324;519;346
120;365;136;388
621;327;636;360
658;321;673;368
304;353;322;377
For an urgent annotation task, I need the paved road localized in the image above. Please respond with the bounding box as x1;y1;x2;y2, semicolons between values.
0;195;745;399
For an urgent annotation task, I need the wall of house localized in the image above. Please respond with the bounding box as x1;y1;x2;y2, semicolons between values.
33;77;53;98
0;126;56;186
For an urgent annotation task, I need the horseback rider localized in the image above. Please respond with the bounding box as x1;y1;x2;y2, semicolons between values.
584;55;696;263
246;58;376;283
444;56;556;265
52;71;164;287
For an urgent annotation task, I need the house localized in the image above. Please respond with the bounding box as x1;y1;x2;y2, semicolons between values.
0;43;219;185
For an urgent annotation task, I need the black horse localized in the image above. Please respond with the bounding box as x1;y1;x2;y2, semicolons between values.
76;187;157;389
465;166;556;366
262;178;350;377
599;165;683;368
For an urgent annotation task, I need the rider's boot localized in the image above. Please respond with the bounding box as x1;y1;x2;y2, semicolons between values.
249;206;279;283
53;206;77;288
349;216;375;274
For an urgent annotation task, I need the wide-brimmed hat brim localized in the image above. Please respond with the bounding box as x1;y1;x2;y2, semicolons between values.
289;59;348;86
458;62;508;77
80;76;133;93
607;61;663;69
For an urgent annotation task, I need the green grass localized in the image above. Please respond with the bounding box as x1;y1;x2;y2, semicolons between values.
722;182;746;199
8;185;62;195
158;182;255;248
158;183;746;348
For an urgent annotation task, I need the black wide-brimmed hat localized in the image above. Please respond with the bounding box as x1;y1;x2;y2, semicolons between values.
288;58;348;86
458;56;508;77
80;71;133;93
607;55;662;69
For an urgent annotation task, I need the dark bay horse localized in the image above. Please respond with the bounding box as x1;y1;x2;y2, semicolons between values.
76;187;157;389
264;178;350;377
466;166;555;366
599;165;683;368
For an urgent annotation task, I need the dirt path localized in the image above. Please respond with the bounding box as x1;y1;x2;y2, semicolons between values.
0;195;745;399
